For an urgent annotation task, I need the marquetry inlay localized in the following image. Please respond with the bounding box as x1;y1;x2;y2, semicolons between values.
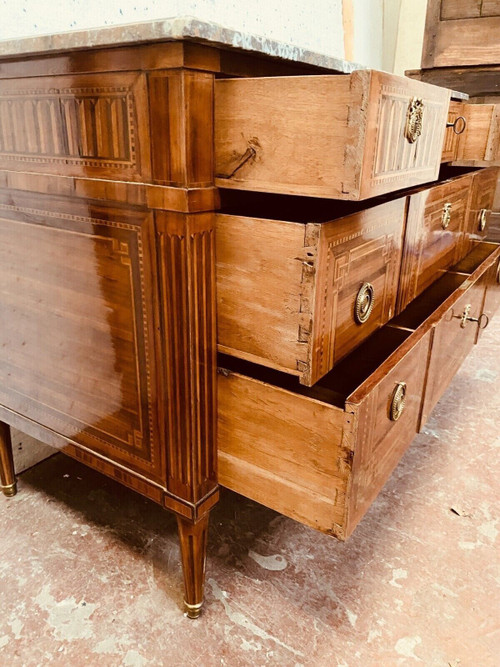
0;86;135;167
0;199;160;476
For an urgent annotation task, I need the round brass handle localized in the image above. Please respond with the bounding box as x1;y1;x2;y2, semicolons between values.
446;115;467;135
442;202;452;229
478;208;488;232
355;282;375;324
390;382;407;422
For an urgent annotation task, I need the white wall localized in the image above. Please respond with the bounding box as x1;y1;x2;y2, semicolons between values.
0;0;346;60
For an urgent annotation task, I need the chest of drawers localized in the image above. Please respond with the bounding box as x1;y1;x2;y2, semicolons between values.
0;20;498;618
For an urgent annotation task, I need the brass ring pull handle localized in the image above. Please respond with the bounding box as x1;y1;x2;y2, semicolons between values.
454;304;489;329
405;97;424;143
390;382;407;421
442;202;452;229
496;262;500;284
478;208;488;232
354;282;375;324
446;115;467;135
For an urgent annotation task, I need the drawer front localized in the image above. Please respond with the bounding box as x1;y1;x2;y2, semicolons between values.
345;329;431;535
0;72;151;182
310;199;405;385
420;278;487;427
358;72;449;199
457;103;500;165
215;71;449;200
464;168;498;252
398;175;472;312
442;101;466;162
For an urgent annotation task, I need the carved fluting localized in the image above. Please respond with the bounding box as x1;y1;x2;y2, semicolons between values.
373;88;446;184
0;88;134;167
157;213;217;506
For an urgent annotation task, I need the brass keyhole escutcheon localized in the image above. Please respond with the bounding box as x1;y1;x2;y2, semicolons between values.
442;202;452;229
479;208;488;232
390;382;407;421
405;97;424;144
355;282;374;324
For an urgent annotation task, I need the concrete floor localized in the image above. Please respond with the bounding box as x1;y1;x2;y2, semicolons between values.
0;320;499;666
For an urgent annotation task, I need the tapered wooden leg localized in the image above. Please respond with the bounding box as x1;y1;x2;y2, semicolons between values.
177;513;210;619
0;422;17;497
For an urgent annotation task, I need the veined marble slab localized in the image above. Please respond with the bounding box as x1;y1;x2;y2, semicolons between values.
0;15;362;73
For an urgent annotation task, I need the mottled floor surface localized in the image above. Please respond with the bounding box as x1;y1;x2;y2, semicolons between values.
1;321;499;667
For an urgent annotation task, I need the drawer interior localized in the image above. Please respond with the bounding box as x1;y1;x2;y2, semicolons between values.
220;324;411;409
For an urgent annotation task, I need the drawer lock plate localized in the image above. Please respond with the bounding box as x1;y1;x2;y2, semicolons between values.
442;203;452;229
390;382;407;421
454;303;490;329
355;282;375;324
405;97;424;144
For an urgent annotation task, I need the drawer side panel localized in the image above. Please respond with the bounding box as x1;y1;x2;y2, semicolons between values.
217;371;350;537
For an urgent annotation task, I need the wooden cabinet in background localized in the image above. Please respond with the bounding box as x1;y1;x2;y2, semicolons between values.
422;0;500;68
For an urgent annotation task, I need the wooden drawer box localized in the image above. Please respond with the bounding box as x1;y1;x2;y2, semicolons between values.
456;103;500;165
218;241;500;540
216;197;406;386
218;326;431;539
215;71;450;200
442;102;500;164
397;171;473;312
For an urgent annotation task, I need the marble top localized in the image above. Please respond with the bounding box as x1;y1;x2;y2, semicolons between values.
0;15;362;73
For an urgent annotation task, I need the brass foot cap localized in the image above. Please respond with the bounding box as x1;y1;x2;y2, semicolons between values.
184;601;203;619
1;482;17;497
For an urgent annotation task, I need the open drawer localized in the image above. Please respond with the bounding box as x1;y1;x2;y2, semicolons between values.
216;194;405;386
392;242;500;428
217;241;500;540
215;70;450;200
453;102;500;166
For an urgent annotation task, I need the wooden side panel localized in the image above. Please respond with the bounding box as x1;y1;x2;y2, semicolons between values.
155;212;218;505
398;175;473;312
310;198;405;385
0;72;151;181
345;329;431;536
217;370;350;537
422;0;500;67
442;101;465;162
359;71;449;199
0;189;164;482
215;74;355;199
215;214;308;376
